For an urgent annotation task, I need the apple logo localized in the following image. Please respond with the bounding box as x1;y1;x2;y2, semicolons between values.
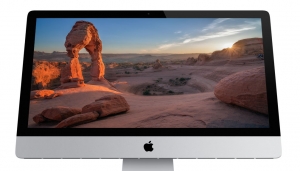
144;141;154;152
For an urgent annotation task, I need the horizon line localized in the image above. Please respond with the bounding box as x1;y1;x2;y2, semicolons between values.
34;51;213;55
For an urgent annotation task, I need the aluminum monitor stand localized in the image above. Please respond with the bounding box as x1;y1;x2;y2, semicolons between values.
122;159;173;171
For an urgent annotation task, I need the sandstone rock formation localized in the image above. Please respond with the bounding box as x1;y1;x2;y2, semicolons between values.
30;90;54;100
195;53;210;65
152;59;163;69
30;90;62;100
32;106;82;123
60;21;105;88
82;94;130;117
185;57;197;65
232;38;263;56
211;38;263;60
55;112;99;128
210;48;232;60
214;67;268;114
32;61;60;90
45;92;63;99
32;61;66;86
42;106;82;121
53;95;130;128
33;114;48;124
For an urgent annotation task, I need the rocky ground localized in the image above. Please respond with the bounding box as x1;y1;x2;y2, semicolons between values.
29;37;268;128
29;55;269;128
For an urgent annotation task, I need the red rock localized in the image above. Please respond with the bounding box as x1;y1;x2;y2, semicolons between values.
214;67;268;114
82;95;130;117
210;48;231;60
211;38;263;60
60;58;84;84
30;90;54;100
45;92;63;99
32;113;48;123
32;61;60;89
41;106;82;121
60;21;105;88
55;112;99;128
232;38;263;55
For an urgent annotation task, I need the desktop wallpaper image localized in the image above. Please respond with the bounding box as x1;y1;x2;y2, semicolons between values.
28;18;269;128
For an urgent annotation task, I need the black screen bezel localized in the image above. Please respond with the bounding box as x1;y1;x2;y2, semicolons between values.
17;11;281;136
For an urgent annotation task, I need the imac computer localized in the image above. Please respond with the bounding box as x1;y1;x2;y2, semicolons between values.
16;11;281;170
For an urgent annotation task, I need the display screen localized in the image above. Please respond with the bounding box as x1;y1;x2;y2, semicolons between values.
29;18;268;128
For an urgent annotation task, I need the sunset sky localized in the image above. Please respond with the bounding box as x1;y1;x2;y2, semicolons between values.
34;18;262;54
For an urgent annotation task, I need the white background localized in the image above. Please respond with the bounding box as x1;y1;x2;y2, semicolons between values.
0;0;299;170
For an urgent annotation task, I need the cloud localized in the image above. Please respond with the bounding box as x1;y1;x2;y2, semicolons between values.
184;27;255;44
174;31;182;34
202;18;230;31
158;43;180;49
179;34;190;40
158;27;255;50
157;18;260;51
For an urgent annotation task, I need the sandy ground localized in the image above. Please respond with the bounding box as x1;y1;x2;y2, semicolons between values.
28;55;269;128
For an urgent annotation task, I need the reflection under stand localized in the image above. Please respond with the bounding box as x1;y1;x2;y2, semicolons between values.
122;159;174;171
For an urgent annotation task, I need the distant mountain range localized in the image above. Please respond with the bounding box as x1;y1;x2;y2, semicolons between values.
33;51;201;63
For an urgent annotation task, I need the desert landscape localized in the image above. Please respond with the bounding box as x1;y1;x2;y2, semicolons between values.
29;19;269;128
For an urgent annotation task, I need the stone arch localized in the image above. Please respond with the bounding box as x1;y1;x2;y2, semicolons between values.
60;21;105;88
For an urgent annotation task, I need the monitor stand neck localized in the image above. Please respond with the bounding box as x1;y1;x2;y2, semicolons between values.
122;159;174;171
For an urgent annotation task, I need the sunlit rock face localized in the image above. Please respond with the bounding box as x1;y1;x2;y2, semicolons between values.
211;38;263;60
60;21;105;88
231;38;264;56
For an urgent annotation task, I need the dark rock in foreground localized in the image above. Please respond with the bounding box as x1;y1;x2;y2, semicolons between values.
55;112;99;128
33;106;82;123
82;94;130;117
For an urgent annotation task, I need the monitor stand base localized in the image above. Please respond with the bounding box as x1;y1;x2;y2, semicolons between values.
122;159;174;171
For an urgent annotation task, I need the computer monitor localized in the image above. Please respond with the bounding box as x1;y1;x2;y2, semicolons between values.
16;11;281;170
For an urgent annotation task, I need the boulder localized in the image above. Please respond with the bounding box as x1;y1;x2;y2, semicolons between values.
82;94;130;117
152;59;163;69
214;67;268;114
40;106;82;121
32;113;48;124
55;112;99;128
30;90;54;99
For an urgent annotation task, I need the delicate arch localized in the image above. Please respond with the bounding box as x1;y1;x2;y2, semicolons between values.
60;21;105;88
